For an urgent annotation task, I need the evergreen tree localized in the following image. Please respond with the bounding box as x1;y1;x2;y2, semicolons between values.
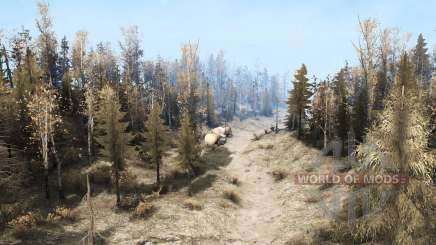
261;88;272;116
177;112;201;176
96;85;129;207
352;77;369;143
206;81;217;127
333;68;350;151
413;34;431;89
145;104;168;188
351;52;435;244
286;64;313;138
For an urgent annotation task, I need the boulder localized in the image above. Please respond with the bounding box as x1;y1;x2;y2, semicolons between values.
212;127;226;137
224;126;232;136
205;133;220;146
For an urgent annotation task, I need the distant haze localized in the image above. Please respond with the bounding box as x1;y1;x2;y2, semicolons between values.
1;0;435;78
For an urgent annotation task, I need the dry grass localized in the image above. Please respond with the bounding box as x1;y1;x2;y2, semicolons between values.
133;201;155;218
47;207;75;222
183;198;203;211
271;168;288;181
304;195;321;203
258;144;274;150
223;189;241;205
319;182;334;191
7;212;43;237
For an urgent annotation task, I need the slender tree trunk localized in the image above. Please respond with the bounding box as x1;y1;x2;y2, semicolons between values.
87;116;93;164
7;144;12;158
86;174;95;245
275;103;279;133
51;134;64;199
298;110;302;138
114;165;120;207
156;158;160;189
44;167;50;199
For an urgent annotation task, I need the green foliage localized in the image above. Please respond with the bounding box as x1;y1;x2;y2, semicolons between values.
176;112;201;176
96;85;130;206
286;64;313;137
96;85;129;168
145;104;168;186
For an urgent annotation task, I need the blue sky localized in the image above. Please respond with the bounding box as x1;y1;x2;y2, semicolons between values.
0;0;435;78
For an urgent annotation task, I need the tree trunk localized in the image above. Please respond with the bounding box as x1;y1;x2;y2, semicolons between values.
44;168;50;199
275;103;279;133
114;166;121;207
7;144;12;158
51;134;64;199
86;174;95;245
298;111;302;138
156;158;160;189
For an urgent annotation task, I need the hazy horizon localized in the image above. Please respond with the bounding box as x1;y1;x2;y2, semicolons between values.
1;0;435;78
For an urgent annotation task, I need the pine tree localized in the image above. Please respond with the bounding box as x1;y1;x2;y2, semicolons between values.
206;81;217;127
145;104;168;188
352;53;435;243
333;68;350;151
311;79;335;149
413;34;431;89
177;112;201;176
286;64;313;138
96;85;129;207
261;88;272;116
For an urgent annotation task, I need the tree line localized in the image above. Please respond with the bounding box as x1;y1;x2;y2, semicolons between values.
0;2;283;207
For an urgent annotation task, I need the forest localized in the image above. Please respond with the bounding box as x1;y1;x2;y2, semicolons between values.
0;1;435;245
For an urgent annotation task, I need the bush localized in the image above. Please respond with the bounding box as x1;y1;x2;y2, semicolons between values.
119;169;138;193
0;203;22;229
63;169;86;194
133;201;154;218
271;168;288;181
84;161;112;185
229;176;240;186
258;144;274;150
304;196;320;203
183;199;203;211
8;212;42;235
47;207;74;222
119;194;140;210
223;189;241;205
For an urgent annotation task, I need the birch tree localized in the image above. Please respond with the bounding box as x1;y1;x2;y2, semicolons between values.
27;84;62;199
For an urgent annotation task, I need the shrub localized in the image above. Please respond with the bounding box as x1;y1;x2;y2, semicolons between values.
84;161;112;185
183;199;203;210
271;168;288;181
304;196;320;203
119;169;138;193
133;201;154;218
0;203;22;228
47;207;74;222
63;169;86;194
319;182;333;191
223;189;241;205
229;176;240;186
119;194;140;210
264;144;274;150
8;212;42;235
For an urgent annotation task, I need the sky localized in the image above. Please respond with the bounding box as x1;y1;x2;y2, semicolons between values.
0;0;435;79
